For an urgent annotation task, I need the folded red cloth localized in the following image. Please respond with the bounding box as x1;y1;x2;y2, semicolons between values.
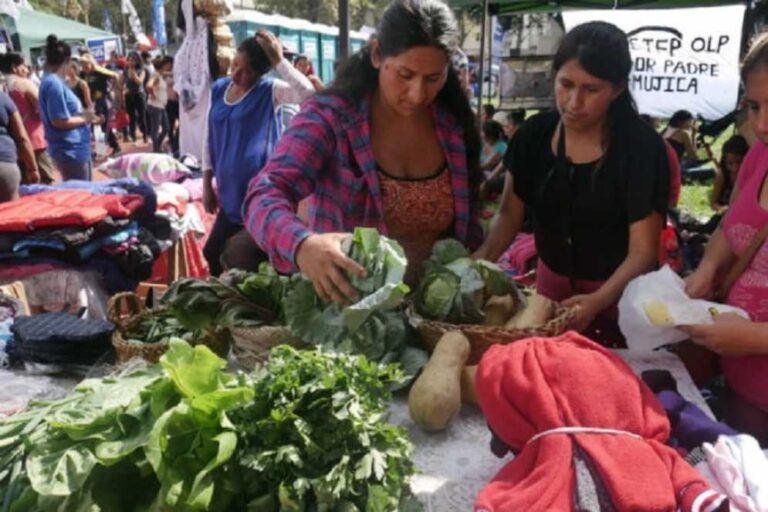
0;191;144;232
474;332;727;512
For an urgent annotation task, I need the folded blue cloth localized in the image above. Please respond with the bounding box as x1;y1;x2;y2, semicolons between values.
657;389;738;451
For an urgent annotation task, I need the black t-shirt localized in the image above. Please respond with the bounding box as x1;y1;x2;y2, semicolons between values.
84;71;110;101
504;111;669;281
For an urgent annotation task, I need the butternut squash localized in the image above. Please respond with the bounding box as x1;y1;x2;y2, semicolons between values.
460;365;478;405
483;295;517;326
505;294;554;329
408;331;471;431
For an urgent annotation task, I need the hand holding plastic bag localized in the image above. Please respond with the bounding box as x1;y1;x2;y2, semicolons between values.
618;266;749;350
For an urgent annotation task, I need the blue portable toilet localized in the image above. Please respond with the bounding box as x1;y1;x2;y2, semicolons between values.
318;25;338;83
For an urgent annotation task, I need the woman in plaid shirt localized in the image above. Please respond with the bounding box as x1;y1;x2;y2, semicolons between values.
243;0;483;304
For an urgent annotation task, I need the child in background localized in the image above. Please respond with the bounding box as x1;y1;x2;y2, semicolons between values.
710;135;749;211
480;120;507;172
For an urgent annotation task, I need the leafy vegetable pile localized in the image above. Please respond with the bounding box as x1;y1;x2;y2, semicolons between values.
414;239;518;324
285;228;427;381
230;345;420;511
0;339;254;511
0;341;418;512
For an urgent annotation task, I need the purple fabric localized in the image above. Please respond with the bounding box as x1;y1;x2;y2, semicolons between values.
657;390;739;451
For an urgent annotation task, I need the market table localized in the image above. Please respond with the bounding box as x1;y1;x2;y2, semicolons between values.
389;349;714;512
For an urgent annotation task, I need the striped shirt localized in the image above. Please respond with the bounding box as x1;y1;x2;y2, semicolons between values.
243;92;482;273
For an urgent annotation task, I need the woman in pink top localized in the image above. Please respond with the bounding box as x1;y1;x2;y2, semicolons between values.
0;53;56;183
683;33;768;445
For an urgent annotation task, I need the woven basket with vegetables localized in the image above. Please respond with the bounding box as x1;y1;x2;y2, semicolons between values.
108;292;230;363
409;240;578;365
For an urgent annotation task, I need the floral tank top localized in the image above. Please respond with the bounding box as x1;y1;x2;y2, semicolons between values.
378;166;454;286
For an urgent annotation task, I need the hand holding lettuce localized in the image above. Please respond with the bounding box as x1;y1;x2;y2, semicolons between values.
285;228;427;381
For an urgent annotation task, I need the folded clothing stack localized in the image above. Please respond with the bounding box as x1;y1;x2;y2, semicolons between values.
7;312;114;365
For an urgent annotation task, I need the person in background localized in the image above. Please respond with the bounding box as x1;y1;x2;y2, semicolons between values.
710;135;749;211
481;109;526;198
123;51;147;143
141;51;156;76
243;0;483;296
146;56;171;153
65;58;91;111
202;31;314;276
480;120;507;172
451;48;472;99
683;32;768;445
0;88;39;201
106;51;121;72
501;108;526;139
641;113;682;208
293;55;324;91
38;35;102;181
164;57;180;157
475;22;669;347
1;52;56;183
664;109;699;166
80;52;121;157
480;103;495;124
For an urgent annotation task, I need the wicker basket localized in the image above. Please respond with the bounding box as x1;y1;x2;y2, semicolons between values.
108;292;231;364
408;303;579;365
230;325;304;370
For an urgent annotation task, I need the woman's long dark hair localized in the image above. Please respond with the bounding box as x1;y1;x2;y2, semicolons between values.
552;21;643;173
667;109;693;130
326;0;482;198
237;37;272;79
719;134;749;190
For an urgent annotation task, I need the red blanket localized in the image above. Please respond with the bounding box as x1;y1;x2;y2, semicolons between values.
0;191;144;232
474;332;727;512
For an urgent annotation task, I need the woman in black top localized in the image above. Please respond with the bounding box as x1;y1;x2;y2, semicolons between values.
123;51;147;143
663;109;698;165
475;22;669;346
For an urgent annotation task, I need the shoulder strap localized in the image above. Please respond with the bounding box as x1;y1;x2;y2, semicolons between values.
717;222;768;301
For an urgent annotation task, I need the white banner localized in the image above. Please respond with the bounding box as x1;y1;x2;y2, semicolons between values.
121;0;151;47
563;6;745;120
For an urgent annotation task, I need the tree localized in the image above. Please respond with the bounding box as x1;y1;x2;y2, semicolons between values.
29;0;177;42
253;0;389;28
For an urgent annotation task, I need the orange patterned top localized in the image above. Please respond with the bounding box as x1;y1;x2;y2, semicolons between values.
378;167;455;285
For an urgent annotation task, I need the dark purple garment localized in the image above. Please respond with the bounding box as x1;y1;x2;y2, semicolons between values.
657;389;738;451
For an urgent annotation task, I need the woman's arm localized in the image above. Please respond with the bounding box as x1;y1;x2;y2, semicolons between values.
473;173;525;261
480;150;503;171
563;212;663;330
686;182;743;299
680;130;698;161
8;111;38;181
681;315;768;356
272;60;316;106
80;80;93;110
710;172;726;210
22;80;40;114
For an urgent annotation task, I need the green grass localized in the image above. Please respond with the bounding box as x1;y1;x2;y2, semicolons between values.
679;183;715;220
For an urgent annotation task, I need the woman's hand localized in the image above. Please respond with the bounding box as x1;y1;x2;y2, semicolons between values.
295;233;367;305
27;168;40;184
684;265;716;300
561;293;603;332
202;177;218;214
256;30;283;68
679;313;753;355
83;110;103;125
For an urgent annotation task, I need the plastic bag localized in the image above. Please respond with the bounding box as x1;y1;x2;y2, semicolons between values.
618;266;749;351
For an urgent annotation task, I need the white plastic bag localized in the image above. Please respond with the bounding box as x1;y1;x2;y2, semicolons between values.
618;266;749;351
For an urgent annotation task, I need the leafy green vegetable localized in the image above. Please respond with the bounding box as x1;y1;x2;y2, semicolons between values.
0;340;253;511
229;346;419;512
285;228;423;379
158;264;288;337
415;238;518;324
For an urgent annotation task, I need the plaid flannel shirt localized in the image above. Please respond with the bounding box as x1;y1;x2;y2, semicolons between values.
243;93;482;273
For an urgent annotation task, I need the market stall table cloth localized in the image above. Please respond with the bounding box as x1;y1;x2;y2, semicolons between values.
388;349;714;512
